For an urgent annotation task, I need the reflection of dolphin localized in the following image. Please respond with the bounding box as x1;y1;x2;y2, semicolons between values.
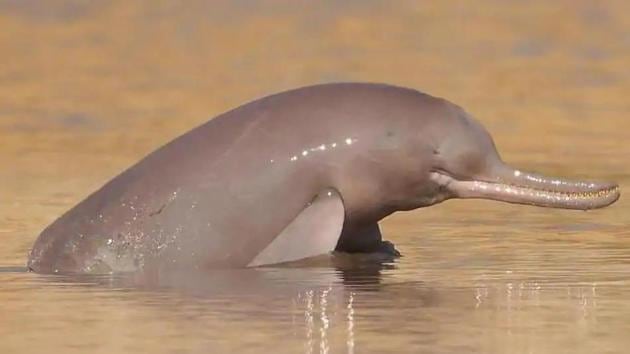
103;254;391;295
32;251;388;290
27;83;620;274
38;261;436;354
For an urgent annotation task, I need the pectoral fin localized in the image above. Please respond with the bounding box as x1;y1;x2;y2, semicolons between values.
247;188;345;267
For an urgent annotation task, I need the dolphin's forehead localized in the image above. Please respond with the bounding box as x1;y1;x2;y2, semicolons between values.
418;103;501;177
419;100;492;148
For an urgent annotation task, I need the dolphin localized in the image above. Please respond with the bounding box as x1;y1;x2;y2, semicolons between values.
27;83;620;274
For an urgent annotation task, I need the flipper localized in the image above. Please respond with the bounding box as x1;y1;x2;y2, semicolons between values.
247;188;345;267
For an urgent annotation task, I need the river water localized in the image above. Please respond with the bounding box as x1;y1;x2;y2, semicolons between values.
1;1;629;353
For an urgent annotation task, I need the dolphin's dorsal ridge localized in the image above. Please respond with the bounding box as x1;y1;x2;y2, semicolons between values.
247;188;345;267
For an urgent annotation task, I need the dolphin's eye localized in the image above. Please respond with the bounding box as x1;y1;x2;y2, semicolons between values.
376;130;399;151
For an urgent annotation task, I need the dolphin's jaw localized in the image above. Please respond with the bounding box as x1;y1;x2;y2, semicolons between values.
429;170;620;210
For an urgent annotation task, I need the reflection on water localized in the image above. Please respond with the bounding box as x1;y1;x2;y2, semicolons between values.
1;0;629;353
3;256;629;353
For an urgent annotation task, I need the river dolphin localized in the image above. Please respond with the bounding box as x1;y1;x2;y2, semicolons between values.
27;83;620;274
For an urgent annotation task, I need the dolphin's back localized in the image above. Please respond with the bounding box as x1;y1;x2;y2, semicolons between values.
28;83;439;273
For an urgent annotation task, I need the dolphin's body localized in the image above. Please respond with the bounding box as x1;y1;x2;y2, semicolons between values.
27;83;620;274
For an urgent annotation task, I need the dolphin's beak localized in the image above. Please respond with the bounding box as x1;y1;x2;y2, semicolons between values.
433;163;620;210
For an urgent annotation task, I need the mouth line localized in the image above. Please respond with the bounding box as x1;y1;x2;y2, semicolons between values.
430;170;620;210
432;170;619;197
463;179;620;199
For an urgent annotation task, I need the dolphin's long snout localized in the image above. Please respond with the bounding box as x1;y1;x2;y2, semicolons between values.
438;163;620;210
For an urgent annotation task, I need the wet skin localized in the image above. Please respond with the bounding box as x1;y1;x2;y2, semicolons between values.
27;83;620;274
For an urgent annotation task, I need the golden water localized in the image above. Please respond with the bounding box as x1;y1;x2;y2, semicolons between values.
1;1;629;353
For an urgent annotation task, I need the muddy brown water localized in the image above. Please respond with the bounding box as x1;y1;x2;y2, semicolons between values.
1;1;629;353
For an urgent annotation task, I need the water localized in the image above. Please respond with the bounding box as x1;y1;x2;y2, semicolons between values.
1;1;629;353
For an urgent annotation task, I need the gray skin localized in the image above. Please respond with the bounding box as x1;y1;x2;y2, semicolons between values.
27;83;620;274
